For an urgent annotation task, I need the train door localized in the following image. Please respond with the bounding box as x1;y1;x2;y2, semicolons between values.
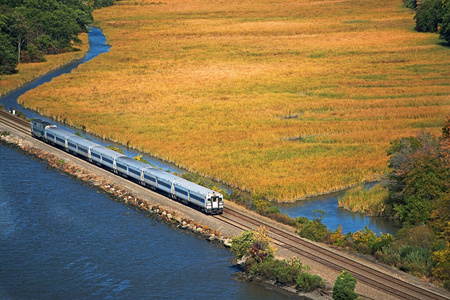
211;196;219;211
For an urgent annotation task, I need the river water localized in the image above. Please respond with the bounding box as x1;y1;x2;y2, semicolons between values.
277;186;401;235
0;144;285;299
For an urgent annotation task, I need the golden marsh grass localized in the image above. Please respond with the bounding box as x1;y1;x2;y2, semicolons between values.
19;0;450;201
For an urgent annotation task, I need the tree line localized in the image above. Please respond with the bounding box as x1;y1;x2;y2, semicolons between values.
405;0;450;42
0;0;116;75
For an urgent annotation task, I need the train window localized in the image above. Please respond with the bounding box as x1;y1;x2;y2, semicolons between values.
103;158;113;164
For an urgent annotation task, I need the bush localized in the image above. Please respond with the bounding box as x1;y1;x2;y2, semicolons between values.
299;220;328;242
370;233;394;253
296;272;325;292
414;0;443;32
249;258;285;280
265;205;281;215
275;257;304;285
333;271;358;300
231;227;276;267
250;257;323;288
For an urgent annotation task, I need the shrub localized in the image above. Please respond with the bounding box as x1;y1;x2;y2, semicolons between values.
352;226;377;246
249;257;317;287
299;220;328;242
330;225;345;247
370;233;394;253
296;272;325;292
249;258;284;280
333;271;358;300
265;205;281;215
395;225;435;250
432;243;450;289
275;257;304;285
231;227;276;267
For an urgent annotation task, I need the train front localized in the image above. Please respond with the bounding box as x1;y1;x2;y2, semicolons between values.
207;192;224;214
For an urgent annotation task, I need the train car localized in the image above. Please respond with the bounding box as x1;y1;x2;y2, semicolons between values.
174;180;223;214
144;168;224;214
90;146;125;170
66;135;101;159
45;126;75;148
142;167;160;189
31;119;55;139
115;156;151;182
147;168;180;195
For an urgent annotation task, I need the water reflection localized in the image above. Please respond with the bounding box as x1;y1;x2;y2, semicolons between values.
278;184;402;235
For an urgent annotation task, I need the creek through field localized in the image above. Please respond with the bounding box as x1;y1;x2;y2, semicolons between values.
1;25;401;298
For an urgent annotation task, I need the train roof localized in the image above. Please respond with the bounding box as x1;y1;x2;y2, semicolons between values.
90;145;126;159
32;119;55;128
173;179;221;196
46;126;75;138
144;167;181;182
66;135;100;148
115;156;153;170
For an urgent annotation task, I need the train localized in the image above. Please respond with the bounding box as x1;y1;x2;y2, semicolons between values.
31;119;224;214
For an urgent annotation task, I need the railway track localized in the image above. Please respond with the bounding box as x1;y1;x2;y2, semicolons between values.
216;207;449;300
0;110;31;135
1;110;449;300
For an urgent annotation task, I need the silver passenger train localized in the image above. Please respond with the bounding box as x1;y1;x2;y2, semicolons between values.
31;119;224;214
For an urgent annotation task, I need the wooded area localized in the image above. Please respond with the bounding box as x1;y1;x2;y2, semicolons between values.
0;0;115;75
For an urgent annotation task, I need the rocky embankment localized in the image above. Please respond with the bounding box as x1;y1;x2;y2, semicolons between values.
0;132;233;247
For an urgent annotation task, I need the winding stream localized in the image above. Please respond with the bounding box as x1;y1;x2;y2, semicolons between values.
1;27;401;236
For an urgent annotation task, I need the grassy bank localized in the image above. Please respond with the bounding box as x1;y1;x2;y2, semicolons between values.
18;0;450;201
338;184;389;216
0;33;89;97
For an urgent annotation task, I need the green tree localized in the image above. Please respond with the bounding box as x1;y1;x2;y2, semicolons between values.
442;7;450;42
333;271;358;300
387;131;447;224
415;0;444;32
0;32;17;74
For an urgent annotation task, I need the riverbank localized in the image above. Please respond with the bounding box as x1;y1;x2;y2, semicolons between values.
0;132;232;247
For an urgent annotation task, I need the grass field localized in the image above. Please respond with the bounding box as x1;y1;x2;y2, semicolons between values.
18;0;450;202
0;33;89;97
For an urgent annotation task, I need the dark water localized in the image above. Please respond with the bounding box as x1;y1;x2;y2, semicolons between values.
277;185;402;235
0;144;286;299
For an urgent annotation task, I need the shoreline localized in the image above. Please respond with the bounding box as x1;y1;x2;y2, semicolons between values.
0;133;232;247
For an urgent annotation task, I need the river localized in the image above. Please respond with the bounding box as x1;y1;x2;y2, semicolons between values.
0;143;285;299
277;185;401;235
